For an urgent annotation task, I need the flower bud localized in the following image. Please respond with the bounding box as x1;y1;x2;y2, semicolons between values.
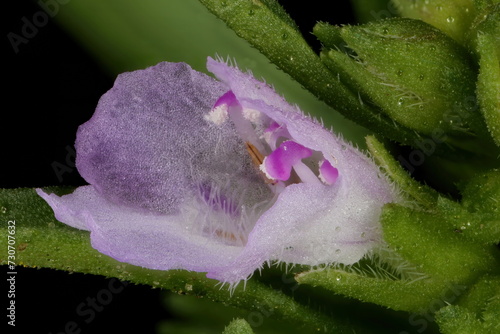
315;18;490;142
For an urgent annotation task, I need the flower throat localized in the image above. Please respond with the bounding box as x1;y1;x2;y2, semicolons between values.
205;90;339;194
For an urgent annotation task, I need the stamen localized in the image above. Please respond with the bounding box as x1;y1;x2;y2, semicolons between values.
242;107;262;123
204;91;238;125
207;90;267;153
318;160;339;185
204;105;229;125
213;90;238;108
206;91;339;190
260;141;312;181
245;142;278;185
245;142;265;166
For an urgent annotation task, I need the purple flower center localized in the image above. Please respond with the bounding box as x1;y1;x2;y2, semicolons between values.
205;90;340;192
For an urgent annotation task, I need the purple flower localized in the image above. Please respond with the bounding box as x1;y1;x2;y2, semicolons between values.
37;57;397;284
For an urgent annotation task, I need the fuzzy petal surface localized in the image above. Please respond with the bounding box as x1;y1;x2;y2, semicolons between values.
36;187;243;271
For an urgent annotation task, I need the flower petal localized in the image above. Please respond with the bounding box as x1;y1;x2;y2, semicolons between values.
37;186;246;271
76;62;269;214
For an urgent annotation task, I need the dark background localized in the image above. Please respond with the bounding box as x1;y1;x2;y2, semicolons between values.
3;1;355;333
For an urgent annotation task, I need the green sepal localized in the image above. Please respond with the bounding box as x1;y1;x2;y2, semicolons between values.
434;305;487;334
381;203;498;281
433;168;500;245
461;169;500;217
390;0;480;45
435;275;500;333
465;3;500;54
315;18;490;144
435;197;500;245
296;267;455;313
456;274;500;318
222;319;255;334
456;169;500;244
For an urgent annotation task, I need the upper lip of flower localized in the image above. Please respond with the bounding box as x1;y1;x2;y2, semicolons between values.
36;57;397;284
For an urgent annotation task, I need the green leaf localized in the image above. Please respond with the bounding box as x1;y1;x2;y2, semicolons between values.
0;187;360;333
365;135;439;208
222;319;254;334
350;0;398;23
296;267;449;313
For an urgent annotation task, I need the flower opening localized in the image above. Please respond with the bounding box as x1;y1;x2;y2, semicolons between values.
206;90;339;190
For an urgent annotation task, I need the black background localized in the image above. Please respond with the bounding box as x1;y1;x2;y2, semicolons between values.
3;1;355;333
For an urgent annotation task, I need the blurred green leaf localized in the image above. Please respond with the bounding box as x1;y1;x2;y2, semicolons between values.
53;0;368;146
222;319;255;334
350;0;398;23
